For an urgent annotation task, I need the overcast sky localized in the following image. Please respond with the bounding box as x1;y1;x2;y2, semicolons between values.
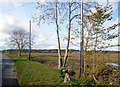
0;0;119;51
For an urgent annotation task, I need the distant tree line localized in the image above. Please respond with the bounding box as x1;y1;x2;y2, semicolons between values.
2;49;79;53
2;49;120;53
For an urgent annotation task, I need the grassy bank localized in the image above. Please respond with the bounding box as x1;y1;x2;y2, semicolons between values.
5;53;63;86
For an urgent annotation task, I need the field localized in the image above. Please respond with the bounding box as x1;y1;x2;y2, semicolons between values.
4;51;120;85
30;52;119;63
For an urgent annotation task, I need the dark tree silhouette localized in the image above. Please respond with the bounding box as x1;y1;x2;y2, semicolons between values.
7;29;30;56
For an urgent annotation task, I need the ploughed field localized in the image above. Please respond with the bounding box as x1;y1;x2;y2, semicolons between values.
30;52;119;63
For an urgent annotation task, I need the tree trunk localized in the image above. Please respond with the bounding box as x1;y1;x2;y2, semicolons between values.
19;50;21;56
84;38;88;73
64;73;70;82
63;2;71;68
56;25;62;69
93;31;98;74
63;70;70;82
55;0;62;69
84;28;90;73
62;2;71;82
80;0;84;76
93;50;95;74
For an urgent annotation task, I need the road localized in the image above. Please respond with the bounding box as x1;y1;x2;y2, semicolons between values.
0;54;18;86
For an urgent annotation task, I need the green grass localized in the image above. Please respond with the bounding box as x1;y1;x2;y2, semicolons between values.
32;55;58;61
4;53;87;86
5;53;63;86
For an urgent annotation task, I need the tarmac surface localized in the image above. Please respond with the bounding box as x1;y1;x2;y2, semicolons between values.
0;54;18;87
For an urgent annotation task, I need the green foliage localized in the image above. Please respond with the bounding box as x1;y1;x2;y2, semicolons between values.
95;65;113;76
80;73;96;85
86;1;118;50
59;67;65;79
94;65;119;85
71;1;118;51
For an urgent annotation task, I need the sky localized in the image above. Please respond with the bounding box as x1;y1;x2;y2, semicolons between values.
0;0;119;51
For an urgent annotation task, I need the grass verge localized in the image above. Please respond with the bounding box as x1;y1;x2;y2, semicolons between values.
4;53;63;86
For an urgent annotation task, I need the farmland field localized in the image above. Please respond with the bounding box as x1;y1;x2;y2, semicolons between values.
29;52;119;63
3;51;120;85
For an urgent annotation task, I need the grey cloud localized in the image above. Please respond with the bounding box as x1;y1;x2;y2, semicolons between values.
2;25;26;34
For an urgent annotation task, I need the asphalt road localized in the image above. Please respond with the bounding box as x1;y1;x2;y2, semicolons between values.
0;54;18;86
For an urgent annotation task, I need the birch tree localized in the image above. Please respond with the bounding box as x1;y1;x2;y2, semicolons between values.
33;0;63;69
33;0;94;82
55;0;63;69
